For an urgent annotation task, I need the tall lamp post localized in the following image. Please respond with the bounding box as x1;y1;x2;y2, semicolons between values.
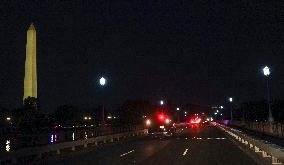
262;66;274;122
176;107;180;122
228;97;233;121
99;77;106;125
160;100;165;114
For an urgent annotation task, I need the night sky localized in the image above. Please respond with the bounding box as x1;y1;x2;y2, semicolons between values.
0;1;283;112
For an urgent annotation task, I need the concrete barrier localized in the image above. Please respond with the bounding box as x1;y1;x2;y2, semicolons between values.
217;123;284;165
0;129;148;164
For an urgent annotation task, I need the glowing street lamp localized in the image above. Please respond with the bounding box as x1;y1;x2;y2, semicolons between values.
176;107;180;122
262;66;274;122
263;66;270;77
99;76;107;125
160;100;164;105
99;77;106;86
6;117;11;121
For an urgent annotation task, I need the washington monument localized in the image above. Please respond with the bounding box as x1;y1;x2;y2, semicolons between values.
23;23;37;101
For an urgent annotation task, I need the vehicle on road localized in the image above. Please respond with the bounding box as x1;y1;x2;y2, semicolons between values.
145;112;175;137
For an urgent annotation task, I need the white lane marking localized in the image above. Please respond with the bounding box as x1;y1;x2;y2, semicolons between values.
182;148;189;156
204;137;227;140
215;137;227;140
120;150;135;157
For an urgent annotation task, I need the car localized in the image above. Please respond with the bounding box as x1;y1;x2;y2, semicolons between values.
145;112;175;137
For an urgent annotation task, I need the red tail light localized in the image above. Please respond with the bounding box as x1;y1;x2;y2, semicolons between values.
190;117;201;124
158;113;165;122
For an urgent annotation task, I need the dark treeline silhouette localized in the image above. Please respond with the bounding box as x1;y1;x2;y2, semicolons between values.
117;100;153;125
0;97;50;133
1;98;284;134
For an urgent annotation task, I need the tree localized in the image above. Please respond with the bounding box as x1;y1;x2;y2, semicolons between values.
53;105;82;126
23;96;39;111
117;100;153;125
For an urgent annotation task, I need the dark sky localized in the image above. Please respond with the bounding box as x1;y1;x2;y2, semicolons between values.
0;1;283;112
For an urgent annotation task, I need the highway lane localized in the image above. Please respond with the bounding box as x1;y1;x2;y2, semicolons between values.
41;125;258;165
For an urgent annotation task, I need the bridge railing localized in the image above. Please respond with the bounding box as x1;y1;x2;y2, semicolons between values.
2;125;145;151
217;123;284;164
0;127;148;164
230;121;284;139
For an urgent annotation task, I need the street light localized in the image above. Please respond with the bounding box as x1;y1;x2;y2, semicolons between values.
99;77;106;86
263;66;270;76
160;100;164;105
99;76;107;125
262;66;274;122
228;97;233;121
176;107;180;122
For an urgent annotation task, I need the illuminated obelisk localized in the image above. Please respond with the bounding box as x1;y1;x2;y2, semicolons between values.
23;23;37;101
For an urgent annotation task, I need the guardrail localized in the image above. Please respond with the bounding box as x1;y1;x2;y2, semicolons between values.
231;121;284;139
216;123;284;165
1;125;145;151
0;129;148;164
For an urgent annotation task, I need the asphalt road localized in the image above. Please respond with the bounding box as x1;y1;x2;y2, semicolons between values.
41;125;258;165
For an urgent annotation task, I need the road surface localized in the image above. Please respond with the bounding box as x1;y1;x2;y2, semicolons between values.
41;125;258;165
